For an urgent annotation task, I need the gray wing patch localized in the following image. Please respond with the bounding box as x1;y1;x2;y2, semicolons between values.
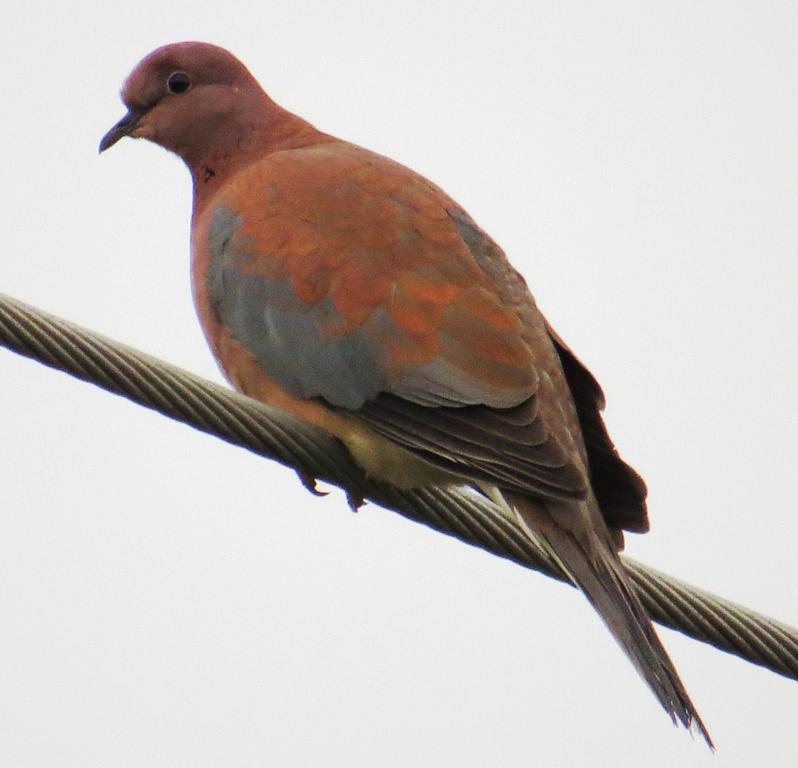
448;208;497;276
207;205;389;410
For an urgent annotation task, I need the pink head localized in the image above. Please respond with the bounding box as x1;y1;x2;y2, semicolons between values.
100;42;320;190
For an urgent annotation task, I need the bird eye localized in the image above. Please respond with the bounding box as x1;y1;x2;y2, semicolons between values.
166;71;191;94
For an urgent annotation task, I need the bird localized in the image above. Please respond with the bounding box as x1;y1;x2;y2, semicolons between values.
100;41;711;746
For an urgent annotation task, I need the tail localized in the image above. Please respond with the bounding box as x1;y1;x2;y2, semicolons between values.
507;491;713;749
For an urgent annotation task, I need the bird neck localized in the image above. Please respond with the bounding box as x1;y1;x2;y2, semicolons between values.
188;101;333;216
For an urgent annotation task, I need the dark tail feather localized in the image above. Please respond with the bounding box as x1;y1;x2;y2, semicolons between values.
509;492;714;749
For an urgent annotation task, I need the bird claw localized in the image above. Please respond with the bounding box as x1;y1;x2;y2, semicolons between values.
296;468;364;512
346;489;365;512
296;469;328;497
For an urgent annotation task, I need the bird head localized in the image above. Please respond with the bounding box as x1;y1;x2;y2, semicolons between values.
99;42;272;165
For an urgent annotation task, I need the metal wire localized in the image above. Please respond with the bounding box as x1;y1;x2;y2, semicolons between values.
1;291;796;681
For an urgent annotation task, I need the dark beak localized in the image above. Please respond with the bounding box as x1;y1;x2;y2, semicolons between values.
99;107;146;153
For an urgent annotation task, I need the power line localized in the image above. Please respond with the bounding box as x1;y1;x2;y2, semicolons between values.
1;291;796;681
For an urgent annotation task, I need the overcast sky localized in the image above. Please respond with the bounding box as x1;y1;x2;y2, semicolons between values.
1;2;796;766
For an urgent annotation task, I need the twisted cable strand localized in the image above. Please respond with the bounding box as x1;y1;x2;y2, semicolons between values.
1;291;796;681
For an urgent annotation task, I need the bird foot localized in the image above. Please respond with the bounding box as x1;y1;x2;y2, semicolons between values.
345;489;366;512
296;469;329;498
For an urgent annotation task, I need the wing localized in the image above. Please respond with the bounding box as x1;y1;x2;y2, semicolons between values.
544;322;649;532
204;142;632;509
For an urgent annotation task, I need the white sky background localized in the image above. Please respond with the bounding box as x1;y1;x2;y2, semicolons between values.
1;1;796;765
